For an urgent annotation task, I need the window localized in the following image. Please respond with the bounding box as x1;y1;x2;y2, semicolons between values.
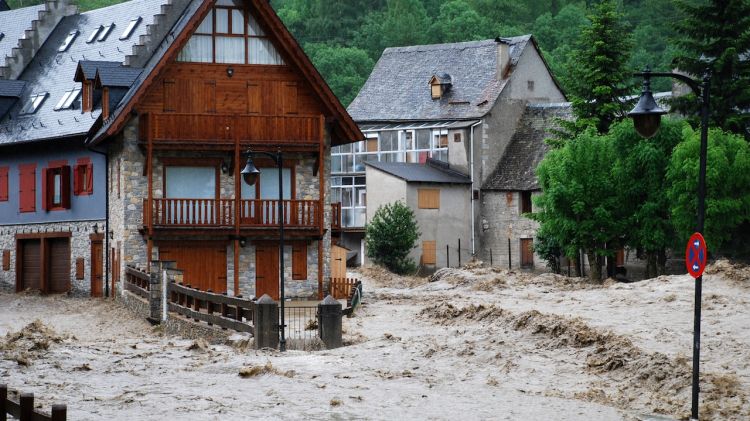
527;80;535;91
0;166;8;202
43;164;71;210
74;158;94;195
97;23;115;42
54;88;81;111
418;188;440;209
87;26;103;43
18;164;36;213
165;166;216;199
520;191;532;214
58;30;79;52
177;5;284;65
422;241;437;265
292;242;307;280
120;17;142;40
19;93;48;115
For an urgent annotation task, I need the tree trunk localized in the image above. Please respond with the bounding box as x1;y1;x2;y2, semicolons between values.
645;252;658;279
574;252;583;277
657;248;667;275
587;251;602;283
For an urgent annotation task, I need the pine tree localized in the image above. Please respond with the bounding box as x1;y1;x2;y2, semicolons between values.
558;0;634;137
672;0;750;139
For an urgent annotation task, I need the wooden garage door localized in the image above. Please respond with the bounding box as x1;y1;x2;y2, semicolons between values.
19;240;41;292
159;242;227;293
48;238;71;294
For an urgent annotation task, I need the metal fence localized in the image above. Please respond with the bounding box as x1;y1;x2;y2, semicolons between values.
283;306;322;351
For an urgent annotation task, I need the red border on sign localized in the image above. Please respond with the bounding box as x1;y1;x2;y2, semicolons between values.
685;232;707;279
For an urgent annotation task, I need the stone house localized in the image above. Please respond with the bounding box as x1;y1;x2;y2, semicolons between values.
0;0;362;300
0;0;162;295
343;36;569;269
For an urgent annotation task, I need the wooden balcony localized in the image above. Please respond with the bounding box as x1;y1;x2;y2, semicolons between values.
144;198;322;233
140;113;323;150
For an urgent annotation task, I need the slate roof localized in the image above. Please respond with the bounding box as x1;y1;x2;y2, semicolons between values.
483;103;572;191
0;0;163;145
0;3;46;61
366;160;472;184
95;66;143;88
0;80;27;97
347;36;532;123
75;60;122;81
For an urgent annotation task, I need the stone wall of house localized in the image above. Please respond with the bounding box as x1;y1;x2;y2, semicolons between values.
0;220;106;295
478;191;540;269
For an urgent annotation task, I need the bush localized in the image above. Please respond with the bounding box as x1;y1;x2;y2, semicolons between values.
365;201;420;275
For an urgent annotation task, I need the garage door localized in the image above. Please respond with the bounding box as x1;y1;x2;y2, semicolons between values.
19;240;41;292
158;242;227;293
48;238;71;293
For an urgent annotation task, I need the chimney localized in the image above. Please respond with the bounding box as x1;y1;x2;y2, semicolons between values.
496;40;510;80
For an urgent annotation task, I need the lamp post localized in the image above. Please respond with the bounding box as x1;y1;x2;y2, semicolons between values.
629;67;711;421
241;148;287;352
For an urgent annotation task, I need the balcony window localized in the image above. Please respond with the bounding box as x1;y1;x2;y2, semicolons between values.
165;166;216;199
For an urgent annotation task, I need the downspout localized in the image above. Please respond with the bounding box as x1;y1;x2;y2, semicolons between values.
86;145;109;298
469;120;482;257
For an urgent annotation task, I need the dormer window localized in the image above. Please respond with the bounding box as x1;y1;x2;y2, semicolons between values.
429;73;452;100
19;93;48;115
59;30;79;52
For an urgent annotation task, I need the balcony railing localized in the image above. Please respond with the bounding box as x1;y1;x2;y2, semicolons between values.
143;113;322;145
146;198;321;229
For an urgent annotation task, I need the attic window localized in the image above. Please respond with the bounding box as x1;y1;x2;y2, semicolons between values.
58;30;79;52
430;74;452;100
97;23;115;42
120;17;142;40
87;26;103;43
54;87;81;111
19;93;48;115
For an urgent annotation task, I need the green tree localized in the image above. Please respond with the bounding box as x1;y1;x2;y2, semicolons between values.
667;127;750;253
305;43;374;106
430;0;492;43
365;201;421;274
533;129;627;282
671;0;750;138
533;225;563;274
381;0;431;48
561;0;634;137
610;118;686;277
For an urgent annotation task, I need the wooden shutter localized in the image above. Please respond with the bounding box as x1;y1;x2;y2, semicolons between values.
521;239;534;267
366;138;378;152
73;165;81;195
292;242;307;280
18;164;36;213
0;166;8;201
75;258;85;280
42;167;49;210
247;82;261;114
2;250;9;271
422;241;436;265
86;162;93;193
61;165;71;209
418;188;440;209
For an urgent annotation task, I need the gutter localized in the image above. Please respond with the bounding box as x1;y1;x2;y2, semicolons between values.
470;120;482;256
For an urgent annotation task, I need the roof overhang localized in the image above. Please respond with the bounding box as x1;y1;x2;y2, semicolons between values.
359;119;481;132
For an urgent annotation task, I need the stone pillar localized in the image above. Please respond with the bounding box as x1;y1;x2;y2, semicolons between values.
318;295;343;349
254;294;279;350
148;261;176;324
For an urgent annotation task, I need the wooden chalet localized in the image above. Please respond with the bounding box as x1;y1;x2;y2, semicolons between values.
87;0;362;299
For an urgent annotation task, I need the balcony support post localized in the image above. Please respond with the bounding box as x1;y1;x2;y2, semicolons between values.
146;113;154;272
233;115;241;295
318;115;326;300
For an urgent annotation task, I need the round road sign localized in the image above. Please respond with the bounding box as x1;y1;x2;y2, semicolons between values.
685;232;707;279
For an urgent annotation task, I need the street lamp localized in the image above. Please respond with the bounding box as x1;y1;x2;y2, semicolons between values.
241;148;287;352
629;67;711;421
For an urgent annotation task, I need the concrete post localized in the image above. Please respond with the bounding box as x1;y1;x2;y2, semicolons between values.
318;295;343;349
254;294;279;350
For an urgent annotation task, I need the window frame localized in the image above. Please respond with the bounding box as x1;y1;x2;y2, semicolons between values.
520;191;533;214
74;158;94;196
43;162;71;211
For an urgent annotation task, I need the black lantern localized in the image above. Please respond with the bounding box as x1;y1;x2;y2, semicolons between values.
628;70;667;138
241;156;261;186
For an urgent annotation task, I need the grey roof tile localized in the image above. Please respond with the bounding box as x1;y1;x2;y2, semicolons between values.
0;79;26;97
482;103;572;191
347;36;531;123
75;60;122;81
0;4;46;61
95;65;142;88
366;160;471;184
0;0;165;145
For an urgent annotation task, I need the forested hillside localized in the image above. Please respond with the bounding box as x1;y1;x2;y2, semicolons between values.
9;0;681;105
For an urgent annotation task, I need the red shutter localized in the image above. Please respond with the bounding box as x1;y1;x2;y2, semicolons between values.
61;165;71;209
73;165;81;195
41;167;49;211
18;164;36;213
86;162;93;194
0;167;8;201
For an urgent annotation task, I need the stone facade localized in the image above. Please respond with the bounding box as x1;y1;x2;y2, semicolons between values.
0;220;106;295
478;191;540;269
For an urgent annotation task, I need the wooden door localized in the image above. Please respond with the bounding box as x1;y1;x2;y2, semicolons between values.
90;236;104;297
520;238;534;268
18;240;41;292
255;242;279;300
47;238;71;293
158;242;228;293
331;245;347;280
